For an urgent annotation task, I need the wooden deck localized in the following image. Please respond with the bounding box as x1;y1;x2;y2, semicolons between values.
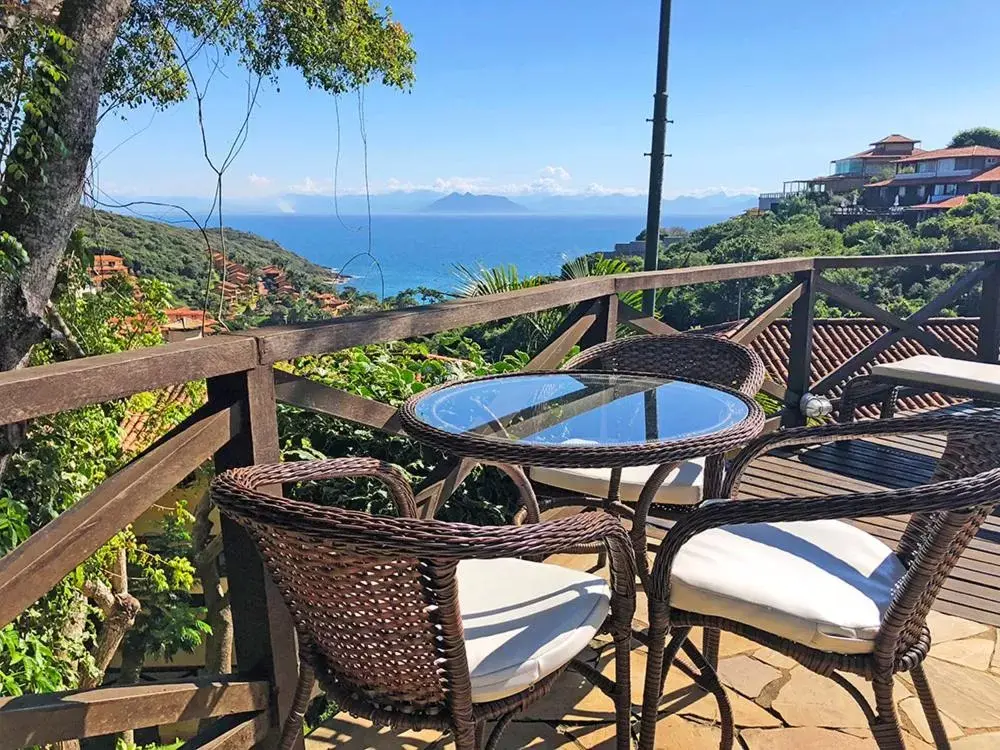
737;412;1000;626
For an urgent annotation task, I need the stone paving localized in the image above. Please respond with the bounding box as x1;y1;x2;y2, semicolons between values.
307;552;1000;749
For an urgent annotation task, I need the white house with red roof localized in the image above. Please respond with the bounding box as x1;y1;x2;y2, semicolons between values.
863;145;1000;213
759;134;922;209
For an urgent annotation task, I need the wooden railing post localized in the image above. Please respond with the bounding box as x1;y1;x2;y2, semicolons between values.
579;293;620;349
783;269;817;427
207;365;302;750
978;260;1000;364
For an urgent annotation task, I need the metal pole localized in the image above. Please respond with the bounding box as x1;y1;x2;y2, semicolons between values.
642;0;673;315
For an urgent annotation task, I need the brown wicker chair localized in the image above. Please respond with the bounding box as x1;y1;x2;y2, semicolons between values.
531;332;766;545
638;413;1000;750
211;457;637;750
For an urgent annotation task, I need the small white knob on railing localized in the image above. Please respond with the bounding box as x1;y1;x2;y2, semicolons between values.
799;392;833;419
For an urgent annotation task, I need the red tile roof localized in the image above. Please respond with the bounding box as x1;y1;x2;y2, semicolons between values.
905;196;968;211
842;148;921;160
120;384;197;454
969;165;1000;183
864;173;979;189
717;317;980;418
895;146;1000;163
871;134;920;145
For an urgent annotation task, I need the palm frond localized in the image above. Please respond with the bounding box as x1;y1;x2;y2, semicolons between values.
452;263;543;298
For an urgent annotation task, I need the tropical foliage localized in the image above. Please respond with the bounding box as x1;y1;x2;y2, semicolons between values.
948;126;1000;149
279;336;532;524
0;260;205;699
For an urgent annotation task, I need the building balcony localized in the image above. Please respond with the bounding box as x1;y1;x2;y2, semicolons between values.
4;252;1000;749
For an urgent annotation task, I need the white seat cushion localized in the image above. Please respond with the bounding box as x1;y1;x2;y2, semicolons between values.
531;458;705;506
872;355;1000;396
669;519;906;654
457;558;610;702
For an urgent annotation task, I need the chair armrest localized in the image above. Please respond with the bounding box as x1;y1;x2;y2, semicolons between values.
722;412;1000;498
649;467;1000;603
221;456;419;518
214;461;637;599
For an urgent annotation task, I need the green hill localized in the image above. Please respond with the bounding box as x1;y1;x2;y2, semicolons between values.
75;209;339;306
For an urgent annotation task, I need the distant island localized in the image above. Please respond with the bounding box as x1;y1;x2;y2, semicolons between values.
421;192;529;215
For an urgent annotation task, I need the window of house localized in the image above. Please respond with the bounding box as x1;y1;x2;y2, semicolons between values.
933;184;945;195
880;188;888;200
898;186;907;197
945;184;958;195
954;157;973;170
917;185;926;197
918;161;936;173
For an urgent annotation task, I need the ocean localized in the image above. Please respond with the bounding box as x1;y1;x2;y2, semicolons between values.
223;214;728;296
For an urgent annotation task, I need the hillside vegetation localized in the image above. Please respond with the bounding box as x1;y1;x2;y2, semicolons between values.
75;209;338;306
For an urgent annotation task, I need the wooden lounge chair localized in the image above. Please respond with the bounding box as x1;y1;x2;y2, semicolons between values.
638;413;1000;750
840;354;1000;421
211;457;637;750
532;332;766;518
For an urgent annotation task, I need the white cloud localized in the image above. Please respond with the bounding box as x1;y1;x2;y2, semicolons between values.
277;199;296;214
285;170;755;200
379;173;643;197
248;173;271;188
665;186;761;199
539;165;571;181
290;176;335;194
581;182;642;197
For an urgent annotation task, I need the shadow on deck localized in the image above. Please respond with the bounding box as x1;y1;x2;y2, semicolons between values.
738;410;1000;626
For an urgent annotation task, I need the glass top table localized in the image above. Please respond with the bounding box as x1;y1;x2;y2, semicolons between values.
399;371;765;469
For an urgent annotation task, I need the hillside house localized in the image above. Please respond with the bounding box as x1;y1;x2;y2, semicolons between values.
88;253;131;287
863;145;1000;216
759;134;922;209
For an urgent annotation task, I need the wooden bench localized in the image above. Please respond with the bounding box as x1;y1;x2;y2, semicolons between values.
840;355;1000;421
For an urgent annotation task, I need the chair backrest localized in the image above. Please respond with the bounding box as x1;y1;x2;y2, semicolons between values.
563;332;766;396
881;426;1000;667
211;459;468;717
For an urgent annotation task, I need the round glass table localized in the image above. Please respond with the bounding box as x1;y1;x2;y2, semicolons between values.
399;370;764;469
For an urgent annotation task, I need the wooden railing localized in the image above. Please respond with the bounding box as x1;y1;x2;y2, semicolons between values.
1;249;999;748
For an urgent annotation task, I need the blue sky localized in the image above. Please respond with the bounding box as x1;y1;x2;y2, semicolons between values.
92;0;1000;201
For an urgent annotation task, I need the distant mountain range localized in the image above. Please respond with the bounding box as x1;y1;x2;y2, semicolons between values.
422;192;528;214
101;190;756;218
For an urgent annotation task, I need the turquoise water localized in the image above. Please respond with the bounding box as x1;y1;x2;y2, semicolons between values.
222;214;726;296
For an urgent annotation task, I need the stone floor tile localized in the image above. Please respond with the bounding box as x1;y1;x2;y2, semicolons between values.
752;647;798;671
717;654;782;699
897;695;964;744
718;631;761;657
487;720;578;748
521;648;646;723
568;714;721;749
306;714;446;749
657;665;781;729
770;668;901;729
740;727;878;749
926;611;991;644
930;636;995;671
953;732;1000;749
681;627;759;658
990;632;1000;674
901;733;936;750
915;658;1000;728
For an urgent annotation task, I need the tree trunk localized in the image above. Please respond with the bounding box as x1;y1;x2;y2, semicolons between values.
79;548;140;689
193;493;233;675
116;639;145;749
0;0;131;373
117;639;145;685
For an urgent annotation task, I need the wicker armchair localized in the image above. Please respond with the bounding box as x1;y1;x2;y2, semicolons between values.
532;333;766;518
638;413;1000;750
211;457;637;750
